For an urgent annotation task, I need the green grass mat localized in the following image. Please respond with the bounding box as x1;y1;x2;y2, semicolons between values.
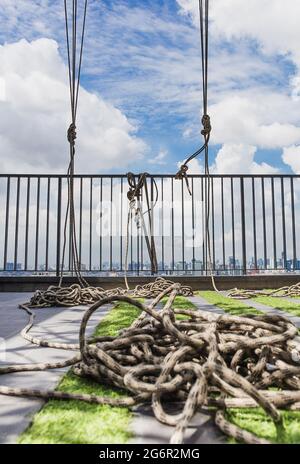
19;301;142;444
197;291;262;316
254;295;300;317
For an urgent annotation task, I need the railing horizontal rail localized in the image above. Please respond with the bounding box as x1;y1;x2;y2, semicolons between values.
0;174;299;179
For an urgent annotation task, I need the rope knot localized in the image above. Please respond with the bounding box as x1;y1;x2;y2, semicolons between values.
127;189;136;202
201;114;211;137
175;164;188;180
67;123;77;146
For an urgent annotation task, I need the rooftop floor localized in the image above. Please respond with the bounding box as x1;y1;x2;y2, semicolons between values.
0;290;300;444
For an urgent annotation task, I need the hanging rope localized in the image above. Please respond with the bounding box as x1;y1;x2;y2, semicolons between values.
61;0;89;289
175;0;211;195
125;173;158;284
174;0;218;291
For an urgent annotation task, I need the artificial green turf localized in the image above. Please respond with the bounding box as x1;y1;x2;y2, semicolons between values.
254;295;300;317
161;295;196;320
19;301;142;444
197;291;263;316
226;409;300;444
161;295;196;310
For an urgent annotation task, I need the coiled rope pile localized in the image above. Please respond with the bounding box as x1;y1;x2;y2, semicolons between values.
1;283;300;444
227;283;300;300
24;277;193;308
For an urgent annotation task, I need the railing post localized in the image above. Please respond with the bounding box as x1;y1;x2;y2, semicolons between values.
240;177;247;275
3;177;10;271
291;177;297;271
56;177;62;278
151;176;155;275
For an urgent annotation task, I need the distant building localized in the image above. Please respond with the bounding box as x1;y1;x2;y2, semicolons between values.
5;262;22;271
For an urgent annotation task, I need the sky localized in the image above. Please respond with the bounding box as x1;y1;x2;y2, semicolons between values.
0;0;300;175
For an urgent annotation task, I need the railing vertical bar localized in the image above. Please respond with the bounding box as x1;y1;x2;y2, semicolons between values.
252;178;257;270
161;178;164;273
271;177;277;269
79;177;83;270
14;177;20;271
130;188;133;273
171;178;174;272
221;177;225;270
261;178;267;269
68;179;72;273
137;210;140;276
120;178;123;272
141;184;144;272
231;178;236;271
3;177;10;271
151;177;155;275
240;177;247;275
204;175;208;274
45;177;51;271
211;177;216;272
181;179;185;272
201;177;205;274
56;178;62;277
281;178;287;270
24;178;31;272
291;177;297;270
191;178;195;273
110;178;113;272
100;178;103;272
35;177;40;271
89;178;93;272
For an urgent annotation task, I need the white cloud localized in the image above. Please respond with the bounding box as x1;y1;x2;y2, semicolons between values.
176;0;199;23
148;149;168;165
210;93;300;149
282;145;300;174
210;0;300;59
211;144;279;174
0;38;146;173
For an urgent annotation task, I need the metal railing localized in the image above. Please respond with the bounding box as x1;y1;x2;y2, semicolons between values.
0;174;299;276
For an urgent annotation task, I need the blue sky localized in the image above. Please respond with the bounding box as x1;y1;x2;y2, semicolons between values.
1;0;300;174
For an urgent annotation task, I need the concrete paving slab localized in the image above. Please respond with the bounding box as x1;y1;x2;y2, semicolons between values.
131;403;226;444
242;299;300;328
187;296;225;315
0;292;111;444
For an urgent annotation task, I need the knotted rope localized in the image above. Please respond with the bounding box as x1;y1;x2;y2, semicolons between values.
125;172;158;279
227;283;300;300
175;0;211;196
23;278;193;309
1;284;300;444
